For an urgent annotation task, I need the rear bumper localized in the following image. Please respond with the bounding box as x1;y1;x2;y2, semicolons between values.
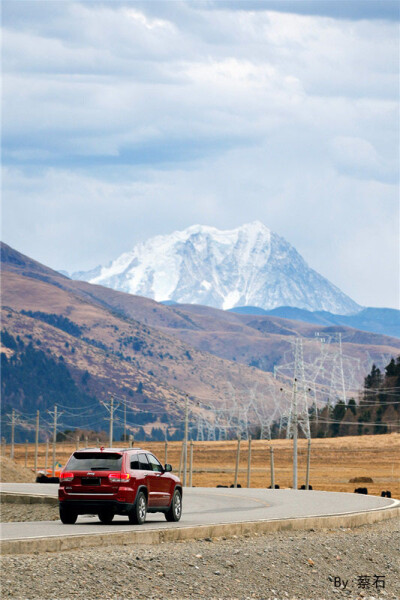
59;499;134;515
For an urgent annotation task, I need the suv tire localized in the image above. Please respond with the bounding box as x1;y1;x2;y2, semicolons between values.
59;505;78;524
165;488;182;522
98;510;114;524
128;490;147;525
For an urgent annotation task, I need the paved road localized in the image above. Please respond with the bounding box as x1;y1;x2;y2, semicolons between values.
1;483;397;542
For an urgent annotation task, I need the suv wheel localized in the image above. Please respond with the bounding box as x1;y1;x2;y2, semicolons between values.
128;491;147;525
98;510;114;524
165;489;182;522
59;505;78;524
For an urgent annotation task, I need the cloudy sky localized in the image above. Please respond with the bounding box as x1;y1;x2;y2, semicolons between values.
2;0;399;308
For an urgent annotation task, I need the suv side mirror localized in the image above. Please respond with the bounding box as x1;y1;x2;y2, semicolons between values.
164;464;172;472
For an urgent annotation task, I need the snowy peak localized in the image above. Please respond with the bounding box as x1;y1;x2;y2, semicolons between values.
72;222;361;315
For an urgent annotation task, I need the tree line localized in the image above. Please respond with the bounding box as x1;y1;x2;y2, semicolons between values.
271;356;400;439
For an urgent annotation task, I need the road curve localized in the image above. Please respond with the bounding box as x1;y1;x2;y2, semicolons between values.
1;483;397;544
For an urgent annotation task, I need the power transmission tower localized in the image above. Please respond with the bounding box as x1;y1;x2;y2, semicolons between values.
196;416;204;441
328;332;347;405
292;379;298;489
286;338;310;440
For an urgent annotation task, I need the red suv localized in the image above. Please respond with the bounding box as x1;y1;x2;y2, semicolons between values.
58;447;182;525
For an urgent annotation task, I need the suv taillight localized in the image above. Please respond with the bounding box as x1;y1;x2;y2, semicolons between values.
108;472;130;483
60;472;74;482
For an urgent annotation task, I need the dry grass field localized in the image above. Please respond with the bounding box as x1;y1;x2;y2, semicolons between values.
5;433;399;498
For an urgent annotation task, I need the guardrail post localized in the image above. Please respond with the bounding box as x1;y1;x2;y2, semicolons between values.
24;439;28;467
164;440;168;465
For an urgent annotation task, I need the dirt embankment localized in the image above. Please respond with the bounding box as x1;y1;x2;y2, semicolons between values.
0;456;36;483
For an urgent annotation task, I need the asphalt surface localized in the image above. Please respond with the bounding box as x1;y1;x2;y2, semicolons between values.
1;483;397;542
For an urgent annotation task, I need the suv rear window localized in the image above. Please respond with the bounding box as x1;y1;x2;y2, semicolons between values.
66;452;123;470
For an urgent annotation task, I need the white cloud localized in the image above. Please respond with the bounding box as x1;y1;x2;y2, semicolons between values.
331;136;398;183
1;1;399;308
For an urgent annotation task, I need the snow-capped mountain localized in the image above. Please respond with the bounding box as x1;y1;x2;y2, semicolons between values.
72;222;361;314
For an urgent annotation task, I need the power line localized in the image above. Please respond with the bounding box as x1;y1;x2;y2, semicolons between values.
315;418;399;427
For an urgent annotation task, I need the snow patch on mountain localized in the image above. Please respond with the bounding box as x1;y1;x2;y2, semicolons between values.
72;222;361;315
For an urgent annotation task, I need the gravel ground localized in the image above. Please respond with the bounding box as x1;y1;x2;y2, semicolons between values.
1;503;59;522
1;517;399;600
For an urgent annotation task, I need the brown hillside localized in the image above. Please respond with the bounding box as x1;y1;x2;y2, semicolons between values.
2;242;399;426
1;244;281;425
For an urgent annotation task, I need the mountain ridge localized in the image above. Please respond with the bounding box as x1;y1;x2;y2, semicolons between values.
71;222;361;315
2;242;399;433
229;305;400;339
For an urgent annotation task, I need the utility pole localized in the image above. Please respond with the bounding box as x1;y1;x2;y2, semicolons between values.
189;439;193;488
305;438;311;490
234;434;241;488
46;405;62;476
45;439;49;472
10;409;15;459
183;394;189;487
52;405;58;477
123;400;127;444
178;442;184;479
109;396;114;447
270;444;275;489
246;435;252;488
34;410;39;474
24;439;28;467
293;380;298;490
100;396;119;448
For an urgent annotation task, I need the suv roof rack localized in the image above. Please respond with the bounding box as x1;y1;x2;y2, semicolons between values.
76;447;143;452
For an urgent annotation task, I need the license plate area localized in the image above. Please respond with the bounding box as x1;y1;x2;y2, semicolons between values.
81;477;101;486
